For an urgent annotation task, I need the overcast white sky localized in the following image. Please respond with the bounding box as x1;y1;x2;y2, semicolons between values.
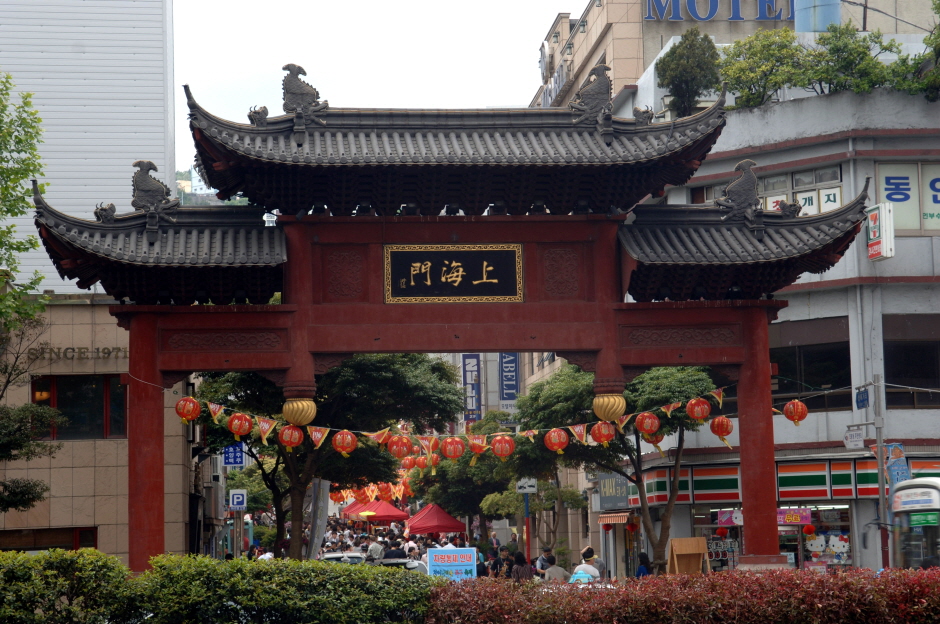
174;0;576;169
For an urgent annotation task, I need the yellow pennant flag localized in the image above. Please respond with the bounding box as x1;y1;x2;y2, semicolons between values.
709;388;725;408
615;413;635;434
568;423;588;444
416;435;435;455
256;418;277;445
660;402;682;417
306;426;330;449
207;403;225;424
364;428;391;446
520;430;538;442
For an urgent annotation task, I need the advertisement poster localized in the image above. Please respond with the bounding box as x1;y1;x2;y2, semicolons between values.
427;548;477;581
462;354;481;422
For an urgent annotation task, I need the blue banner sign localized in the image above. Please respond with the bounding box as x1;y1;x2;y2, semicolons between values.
427;548;478;581
462;354;482;422
223;443;245;467
645;0;794;21
499;352;519;411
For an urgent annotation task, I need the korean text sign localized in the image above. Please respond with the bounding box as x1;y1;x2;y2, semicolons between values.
427;548;477;581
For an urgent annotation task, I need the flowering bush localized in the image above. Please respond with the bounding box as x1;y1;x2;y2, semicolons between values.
425;569;940;624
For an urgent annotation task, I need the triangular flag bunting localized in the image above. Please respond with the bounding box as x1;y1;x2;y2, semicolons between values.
772;408;783;414
615;413;635;434
520;430;538;442
207;402;225;424
365;428;391;446
306;426;329;449
256;418;277;445
709;388;724;408
660;402;682;417
568;424;588;444
417;435;435;455
366;484;378;500
467;435;490;466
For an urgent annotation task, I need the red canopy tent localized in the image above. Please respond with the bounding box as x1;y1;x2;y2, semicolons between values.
406;504;466;534
340;501;365;518
359;500;409;523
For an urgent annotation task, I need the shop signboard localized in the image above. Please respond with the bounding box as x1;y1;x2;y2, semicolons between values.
644;0;795;21
461;354;481;422
498;352;519;412
427;548;477;581
598;472;630;510
910;512;939;526
223;443;245;467
865;203;895;261
893;488;940;513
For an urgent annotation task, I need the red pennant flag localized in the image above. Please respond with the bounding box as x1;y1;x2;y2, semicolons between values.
660;402;682;417
568;424;588;444
256;418;277;445
364;428;391;446
306;426;329;449
467;435;489;466
709;388;724;408
772;408;783;414
520;430;538;442
615;413;635;434
207;402;225;424
417;435;435;455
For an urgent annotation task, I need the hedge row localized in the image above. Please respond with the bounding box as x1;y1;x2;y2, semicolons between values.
0;549;442;624
4;550;940;624
425;568;940;624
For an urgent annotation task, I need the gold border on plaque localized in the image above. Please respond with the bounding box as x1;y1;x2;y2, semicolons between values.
384;244;524;303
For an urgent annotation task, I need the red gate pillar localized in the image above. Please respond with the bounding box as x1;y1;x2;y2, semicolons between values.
126;313;165;571
736;306;788;569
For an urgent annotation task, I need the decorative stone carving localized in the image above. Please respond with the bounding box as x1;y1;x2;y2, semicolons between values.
556;351;597;372
131;160;178;244
326;250;365;299
94;202;116;224
716;159;764;240
633;106;654;126
625;327;738;347
569;64;611;126
314;353;353;375
247;105;268;127
543;248;580;299
166;331;283;351
282;63;328;126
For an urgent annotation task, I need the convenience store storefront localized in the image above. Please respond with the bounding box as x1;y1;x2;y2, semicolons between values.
599;458;940;572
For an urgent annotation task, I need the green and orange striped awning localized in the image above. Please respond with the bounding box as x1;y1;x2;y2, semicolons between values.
777;462;830;501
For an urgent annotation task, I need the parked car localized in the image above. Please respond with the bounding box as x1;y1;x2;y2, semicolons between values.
320;552;366;564
377;558;428;574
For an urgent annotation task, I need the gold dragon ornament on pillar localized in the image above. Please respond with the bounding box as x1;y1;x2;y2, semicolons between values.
282;397;317;426
592;394;626;423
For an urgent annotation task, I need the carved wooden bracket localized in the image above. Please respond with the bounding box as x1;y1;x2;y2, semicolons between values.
161;371;190;389
314;353;353;375
593;376;626;395
556;351;597;372
257;369;288;387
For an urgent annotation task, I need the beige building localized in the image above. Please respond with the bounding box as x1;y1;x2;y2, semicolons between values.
532;0;935;110
0;294;222;563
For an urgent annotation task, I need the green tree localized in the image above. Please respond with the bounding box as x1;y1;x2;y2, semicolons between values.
513;365;717;574
0;403;64;512
796;22;901;95
197;354;464;559
720;28;803;108
226;456;279;513
656;26;721;118
479;480;584;552
409;411;514;542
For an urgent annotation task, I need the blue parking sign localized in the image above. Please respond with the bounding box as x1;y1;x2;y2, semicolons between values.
229;489;248;511
223;443;245;466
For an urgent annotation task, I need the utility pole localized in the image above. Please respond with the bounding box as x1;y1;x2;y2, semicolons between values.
874;373;889;568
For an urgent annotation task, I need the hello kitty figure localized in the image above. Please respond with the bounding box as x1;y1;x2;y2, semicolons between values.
805;534;827;559
731;510;744;526
829;534;851;562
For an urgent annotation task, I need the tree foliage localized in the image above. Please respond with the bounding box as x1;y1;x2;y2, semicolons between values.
656;26;721;118
479;480;585;550
0;403;65;513
514;365;717;573
196;354;464;559
0;71;45;328
796;22;902;95
720;28;802;108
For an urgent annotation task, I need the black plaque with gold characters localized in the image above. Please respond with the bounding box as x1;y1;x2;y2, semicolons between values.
384;244;523;303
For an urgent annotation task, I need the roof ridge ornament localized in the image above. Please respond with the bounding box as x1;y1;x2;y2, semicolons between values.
282;63;328;126
130;160;178;243
716;159;764;238
569;64;612;124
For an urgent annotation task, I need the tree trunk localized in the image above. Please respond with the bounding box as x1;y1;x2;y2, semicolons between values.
288;485;307;559
272;495;286;558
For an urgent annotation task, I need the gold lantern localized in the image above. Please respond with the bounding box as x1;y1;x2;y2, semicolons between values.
592;393;626;422
282;397;317;426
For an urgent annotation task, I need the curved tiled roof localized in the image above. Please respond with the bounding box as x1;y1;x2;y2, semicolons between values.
619;182;869;301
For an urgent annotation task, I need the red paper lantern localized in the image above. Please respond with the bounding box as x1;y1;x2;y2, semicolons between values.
401;456;416;470
642;432;665;445
352;489;370;505
544;428;569;454
332;430;358;458
387;435;412;459
590;422;616;448
626;522;638;533
430;452;441;475
715;527;729;538
415;455;428;474
329;491;346;503
710;416;734;449
783;400;809;427
602;523;614;533
428;437;440;453
634;412;660;435
412;444;422;456
802;524;816;535
227;412;252;441
175;397;201;424
491;435;515;462
441;437;466;462
686;397;712;421
278;424;304;452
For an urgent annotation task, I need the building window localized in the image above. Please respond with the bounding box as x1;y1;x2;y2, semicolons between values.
0;527;97;553
876;162;940;233
31;375;126;439
769;342;852;411
884;341;940;408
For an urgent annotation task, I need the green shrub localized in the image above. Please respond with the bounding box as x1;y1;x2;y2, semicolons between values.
0;549;131;624
253;525;276;548
134;554;443;624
